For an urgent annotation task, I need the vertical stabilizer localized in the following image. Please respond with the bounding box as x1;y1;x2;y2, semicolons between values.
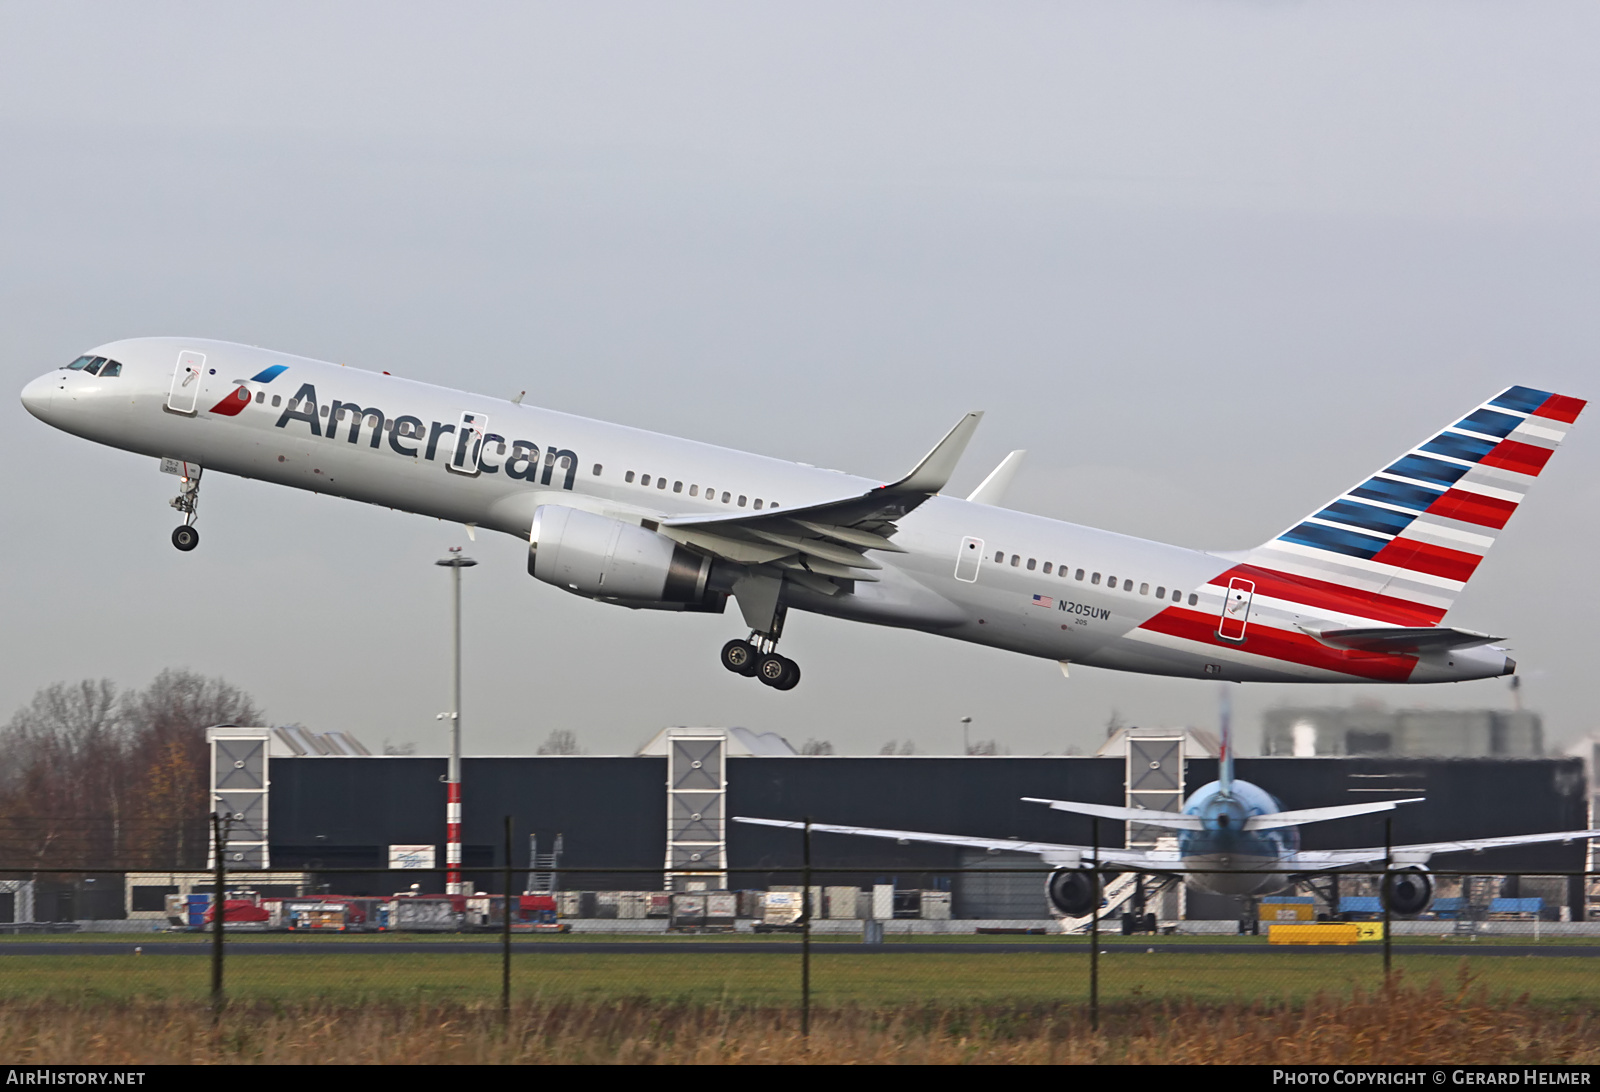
1218;683;1235;798
1240;386;1585;625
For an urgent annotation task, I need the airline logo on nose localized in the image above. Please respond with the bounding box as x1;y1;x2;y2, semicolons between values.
208;365;288;417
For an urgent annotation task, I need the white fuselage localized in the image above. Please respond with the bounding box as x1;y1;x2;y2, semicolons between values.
21;337;1515;684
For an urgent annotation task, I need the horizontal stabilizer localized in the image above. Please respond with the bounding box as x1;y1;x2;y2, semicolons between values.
1306;626;1502;653
1021;797;1202;830
1243;798;1424;831
966;450;1025;506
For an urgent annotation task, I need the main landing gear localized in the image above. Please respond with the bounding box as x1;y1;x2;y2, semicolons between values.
720;635;801;691
169;465;201;552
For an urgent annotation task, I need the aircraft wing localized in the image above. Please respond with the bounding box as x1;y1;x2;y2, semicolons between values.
651;412;982;594
1293;828;1600;870
733;816;1182;872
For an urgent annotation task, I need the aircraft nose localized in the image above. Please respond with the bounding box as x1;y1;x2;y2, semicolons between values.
20;374;55;420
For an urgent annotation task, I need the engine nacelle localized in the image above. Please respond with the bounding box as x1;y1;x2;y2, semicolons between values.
529;505;713;607
1380;866;1434;916
1046;867;1101;918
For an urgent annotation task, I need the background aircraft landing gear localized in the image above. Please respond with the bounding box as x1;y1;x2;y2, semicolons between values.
168;464;201;552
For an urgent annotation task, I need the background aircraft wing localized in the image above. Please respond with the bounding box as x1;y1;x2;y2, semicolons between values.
651;412;982;594
1293;828;1600;869
733;815;1182;872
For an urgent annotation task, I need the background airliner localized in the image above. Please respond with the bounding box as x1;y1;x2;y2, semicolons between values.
737;705;1600;920
21;337;1583;690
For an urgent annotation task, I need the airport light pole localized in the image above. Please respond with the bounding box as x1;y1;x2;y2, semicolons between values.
436;546;477;895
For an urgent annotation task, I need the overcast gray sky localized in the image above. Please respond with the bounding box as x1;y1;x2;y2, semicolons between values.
2;2;1595;758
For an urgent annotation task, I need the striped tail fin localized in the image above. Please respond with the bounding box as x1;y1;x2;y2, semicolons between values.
1240;386;1585;626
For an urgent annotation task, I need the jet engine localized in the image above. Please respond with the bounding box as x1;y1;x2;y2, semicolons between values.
1045;867;1102;918
529;505;716;609
1380;866;1434;916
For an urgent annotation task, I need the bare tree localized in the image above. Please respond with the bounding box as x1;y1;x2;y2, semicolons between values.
536;728;584;756
799;739;834;755
0;670;262;870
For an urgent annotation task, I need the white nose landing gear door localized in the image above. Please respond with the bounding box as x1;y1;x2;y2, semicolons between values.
166;350;206;415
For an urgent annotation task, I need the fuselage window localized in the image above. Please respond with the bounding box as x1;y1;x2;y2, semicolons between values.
560;455;572;468
100;361;122;377
1026;558;1036;571
1059;566;1069;578
625;471;636;483
497;442;508;456
255;391;265;404
1075;568;1085;581
753;498;763;509
721;491;731;503
994;550;1004;563
641;474;651;487
1139;583;1149;595
1091;572;1101;585
769;502;779;508
1042;562;1052;574
673;481;683;493
689;484;699;497
1187;593;1198;606
1010;554;1020;567
271;395;281;408
658;477;668;489
738;495;747;507
1107;575;1117;588
592;464;603;476
1156;586;1165;598
320;406;329;417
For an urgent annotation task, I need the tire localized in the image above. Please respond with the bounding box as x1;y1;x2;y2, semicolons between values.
756;653;791;687
172;526;199;552
773;659;801;691
720;639;757;675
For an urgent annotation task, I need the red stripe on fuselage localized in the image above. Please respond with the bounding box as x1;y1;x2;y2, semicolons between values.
1209;565;1445;626
1479;439;1552;477
1369;538;1482;583
1533;394;1586;424
1424;488;1517;530
1136;608;1417;681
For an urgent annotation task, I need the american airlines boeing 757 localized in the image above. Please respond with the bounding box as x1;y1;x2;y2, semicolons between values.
21;337;1584;691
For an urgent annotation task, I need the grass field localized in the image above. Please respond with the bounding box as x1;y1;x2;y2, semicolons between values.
2;946;1599;1008
2;937;1596;1063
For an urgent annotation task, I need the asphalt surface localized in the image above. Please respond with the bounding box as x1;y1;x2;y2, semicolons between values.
1;941;1596;957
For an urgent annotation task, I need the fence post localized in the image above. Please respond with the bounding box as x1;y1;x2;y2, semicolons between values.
1383;817;1393;984
210;811;226;1017
1090;817;1099;1032
503;814;513;1026
802;817;812;1039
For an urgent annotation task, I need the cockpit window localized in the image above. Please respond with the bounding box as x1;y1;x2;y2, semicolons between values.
65;356;93;370
100;361;122;377
82;357;107;375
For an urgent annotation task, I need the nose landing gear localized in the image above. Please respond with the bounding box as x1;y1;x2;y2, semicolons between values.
169;464;201;551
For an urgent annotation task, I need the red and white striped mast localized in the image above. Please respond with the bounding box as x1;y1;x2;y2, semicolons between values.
436;546;477;895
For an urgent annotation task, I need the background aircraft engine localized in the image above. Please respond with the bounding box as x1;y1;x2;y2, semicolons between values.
529;505;711;605
1045;867;1101;918
1380;866;1434;916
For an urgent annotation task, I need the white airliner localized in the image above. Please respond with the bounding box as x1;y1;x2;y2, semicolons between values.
738;707;1600;919
21;337;1585;690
